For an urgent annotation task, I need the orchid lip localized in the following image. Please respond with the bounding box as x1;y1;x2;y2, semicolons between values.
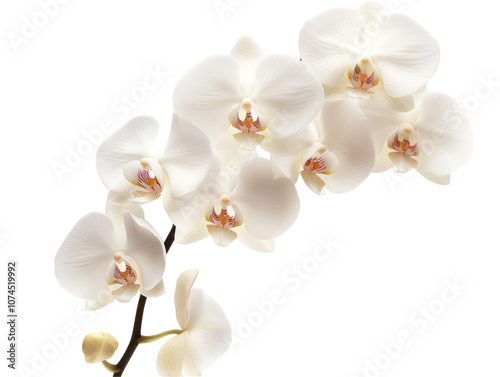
123;160;163;196
205;195;243;247
229;99;267;135
205;195;242;230
387;124;420;172
302;145;339;176
300;145;340;194
235;109;263;134
228;100;268;149
106;253;141;298
136;168;162;193
346;56;379;97
389;124;419;157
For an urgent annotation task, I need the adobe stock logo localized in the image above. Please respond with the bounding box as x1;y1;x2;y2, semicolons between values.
7;0;71;54
230;235;341;351
51;64;169;182
212;0;244;21
350;278;466;377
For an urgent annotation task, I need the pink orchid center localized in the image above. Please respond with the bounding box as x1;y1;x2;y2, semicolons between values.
136;168;162;193
123;159;163;196
105;253;141;292
228;99;268;149
303;146;338;176
231;99;265;134
388;125;419;157
387;124;420;172
346;57;379;97
206;195;242;230
300;146;340;195
205;195;243;247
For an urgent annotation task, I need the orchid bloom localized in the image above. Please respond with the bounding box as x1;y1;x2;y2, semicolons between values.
360;90;473;184
272;100;375;194
173;36;324;151
96;114;213;205
299;2;440;111
168;157;300;252
55;211;166;309
157;269;231;377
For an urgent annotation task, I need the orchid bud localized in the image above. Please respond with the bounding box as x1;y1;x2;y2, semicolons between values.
82;332;119;363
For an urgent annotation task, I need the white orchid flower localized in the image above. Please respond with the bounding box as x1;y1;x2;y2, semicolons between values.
157;269;231;377
55;211;166;309
168;157;300;252
96;114;213;205
299;2;440;111
173;36;324;151
272;100;375;194
360;90;473;184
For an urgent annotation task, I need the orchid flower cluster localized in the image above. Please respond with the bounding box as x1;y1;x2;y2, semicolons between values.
54;3;472;376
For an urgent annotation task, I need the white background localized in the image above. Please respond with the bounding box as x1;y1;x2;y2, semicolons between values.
1;0;498;376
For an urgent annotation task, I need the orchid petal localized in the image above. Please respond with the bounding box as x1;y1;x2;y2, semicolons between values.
85;293;114;311
96;116;159;193
142;280;166;298
301;171;326;195
233;132;265;150
173;55;242;143
234;226;274;252
174;223;210;245
271;153;302;183
358;2;385;24
414;91;473;176
262;123;316;157
358;99;410;155
370;14;440;98
388;152;418;173
370;85;415;112
105;192;145;244
252;54;324;138
320;100;375;193
106;192;145;219
230;36;264;67
122;212;165;291
232;158;300;240
182;351;201;377
299;8;364;87
165;162;226;231
185;289;232;371
230;36;263;95
161;114;214;198
55;213;116;302
157;332;188;377
373;144;394;172
206;225;238;247
175;269;199;330
416;164;451;185
112;284;141;303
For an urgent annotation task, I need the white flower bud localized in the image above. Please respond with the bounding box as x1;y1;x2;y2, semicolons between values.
82;332;119;364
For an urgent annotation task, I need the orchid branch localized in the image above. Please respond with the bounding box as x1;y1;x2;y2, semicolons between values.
139;329;183;344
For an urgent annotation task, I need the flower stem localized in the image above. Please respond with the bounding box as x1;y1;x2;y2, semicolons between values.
102;360;120;373
112;294;147;376
164;224;176;254
111;224;176;377
139;329;183;344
